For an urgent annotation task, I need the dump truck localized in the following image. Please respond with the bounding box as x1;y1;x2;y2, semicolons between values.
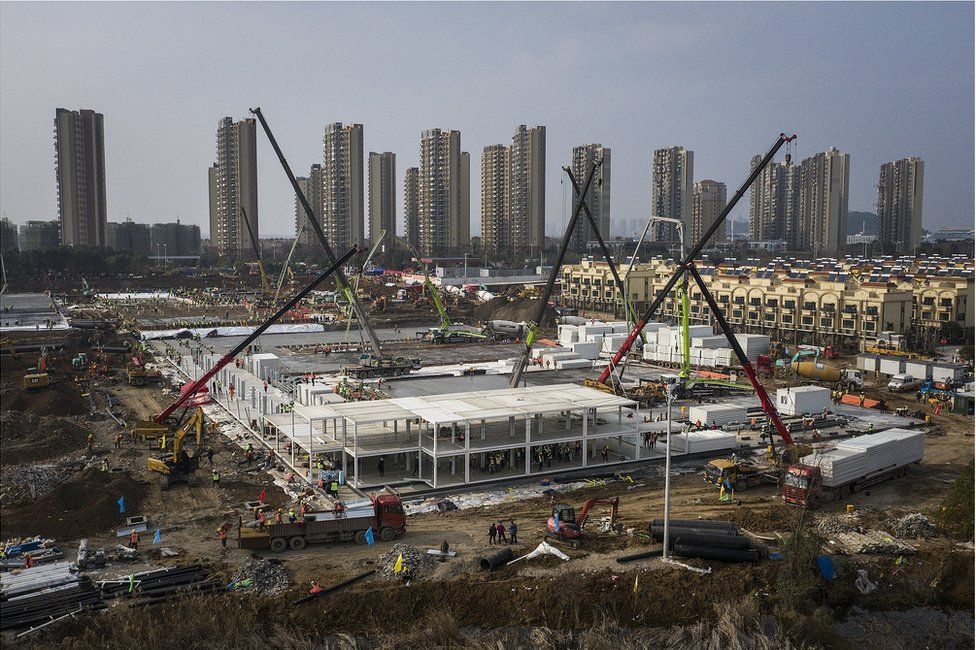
782;428;923;507
790;360;863;389
341;353;420;379
238;493;406;552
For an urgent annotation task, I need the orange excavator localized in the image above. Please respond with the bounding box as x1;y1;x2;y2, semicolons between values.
546;497;620;548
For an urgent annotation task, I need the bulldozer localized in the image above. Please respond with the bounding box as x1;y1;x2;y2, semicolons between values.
146;407;205;489
545;497;620;548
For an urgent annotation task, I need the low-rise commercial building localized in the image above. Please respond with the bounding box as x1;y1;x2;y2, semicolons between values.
561;255;973;348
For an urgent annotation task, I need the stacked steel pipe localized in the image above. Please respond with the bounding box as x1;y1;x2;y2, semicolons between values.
98;565;219;603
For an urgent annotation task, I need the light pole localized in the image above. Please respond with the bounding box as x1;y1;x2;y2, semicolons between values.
163;244;168;271
662;380;676;560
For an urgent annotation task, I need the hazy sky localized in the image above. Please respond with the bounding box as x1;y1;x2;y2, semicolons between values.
1;2;972;238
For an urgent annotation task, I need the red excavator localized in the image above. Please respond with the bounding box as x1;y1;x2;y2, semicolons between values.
546;497;620;548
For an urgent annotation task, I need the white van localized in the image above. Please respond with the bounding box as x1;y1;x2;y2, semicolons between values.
887;373;921;392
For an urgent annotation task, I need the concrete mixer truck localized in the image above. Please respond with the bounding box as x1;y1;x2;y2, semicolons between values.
790;360;863;390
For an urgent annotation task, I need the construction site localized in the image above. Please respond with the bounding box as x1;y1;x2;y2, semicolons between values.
1;131;973;650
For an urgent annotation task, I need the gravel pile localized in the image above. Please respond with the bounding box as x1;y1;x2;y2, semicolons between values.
230;558;291;596
377;543;435;579
816;513;863;535
884;513;936;538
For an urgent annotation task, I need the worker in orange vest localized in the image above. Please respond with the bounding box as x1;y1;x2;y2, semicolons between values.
129;530;140;550
309;580;324;595
218;526;228;548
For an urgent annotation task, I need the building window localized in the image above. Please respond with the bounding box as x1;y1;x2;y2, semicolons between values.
784;300;795;309
803;301;816;310
843;320;855;329
802;316;813;325
782;315;793;324
820;318;832;327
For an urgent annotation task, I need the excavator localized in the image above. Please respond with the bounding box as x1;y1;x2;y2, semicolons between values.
147;407;204;489
546;497;620;548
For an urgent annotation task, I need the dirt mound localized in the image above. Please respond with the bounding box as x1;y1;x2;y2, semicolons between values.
0;411;91;463
2;380;88;416
468;297;557;328
1;468;147;541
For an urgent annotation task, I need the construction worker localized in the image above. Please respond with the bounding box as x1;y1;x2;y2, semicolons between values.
129;530;140;550
23;553;34;569
488;522;497;545
86;433;94;452
859;393;866;408
508;520;518;544
309;580;324;595
114;433;123;450
332;501;345;518
218;526;228;548
720;476;733;503
212;470;220;487
288;508;297;523
207;447;215;467
274;508;283;524
329;479;340;498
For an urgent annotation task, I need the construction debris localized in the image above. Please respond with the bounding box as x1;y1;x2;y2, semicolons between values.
883;513;936;538
228;558;291;596
827;530;917;555
378;543;435;579
816;513;864;535
508;541;570;565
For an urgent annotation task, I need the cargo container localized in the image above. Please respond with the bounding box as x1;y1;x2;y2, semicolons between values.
783;429;923;507
879;357;906;376
776;386;830;416
932;363;968;384
904;360;934;381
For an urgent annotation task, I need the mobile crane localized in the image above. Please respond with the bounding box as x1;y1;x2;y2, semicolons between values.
239;204;270;295
595;133;799;451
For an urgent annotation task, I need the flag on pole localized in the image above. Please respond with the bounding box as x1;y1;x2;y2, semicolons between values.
153;529;161;545
393;553;404;574
117;496;126;514
259;488;267;504
364;527;375;546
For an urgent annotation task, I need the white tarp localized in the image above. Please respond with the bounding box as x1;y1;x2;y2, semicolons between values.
141;323;325;340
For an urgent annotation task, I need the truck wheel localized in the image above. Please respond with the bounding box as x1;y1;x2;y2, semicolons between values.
289;536;307;551
380;526;395;542
354;530;368;545
270;538;287;553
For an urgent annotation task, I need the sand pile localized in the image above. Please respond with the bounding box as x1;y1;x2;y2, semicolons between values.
0;411;91;463
2;381;88;416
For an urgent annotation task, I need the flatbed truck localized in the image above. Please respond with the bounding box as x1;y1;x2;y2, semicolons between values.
238;493;406;552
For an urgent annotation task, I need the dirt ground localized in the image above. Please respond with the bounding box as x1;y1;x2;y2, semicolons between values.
1;318;973;648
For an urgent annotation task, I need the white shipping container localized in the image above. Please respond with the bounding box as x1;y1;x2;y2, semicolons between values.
692;335;727;349
879;358;906;376
713;348;735;367
801;429;924;488
932;364;967;383
776;386;830;416
555;358;595;370
687;404;749;427
904;361;933;381
601;334;628;353
579;323;612;339
856;354;879;372
557;324;579;345
568;341;601;360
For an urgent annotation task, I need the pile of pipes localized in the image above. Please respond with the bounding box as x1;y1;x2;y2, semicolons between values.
98;565;219;603
0;562;104;632
0;463;78;506
651;519;761;563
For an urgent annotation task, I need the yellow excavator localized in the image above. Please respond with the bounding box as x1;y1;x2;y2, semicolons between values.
147;407;204;489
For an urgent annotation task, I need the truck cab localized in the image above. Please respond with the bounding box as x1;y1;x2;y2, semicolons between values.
703;458;769;490
888;373;921;392
782;463;821;506
372;492;407;536
842;369;864;389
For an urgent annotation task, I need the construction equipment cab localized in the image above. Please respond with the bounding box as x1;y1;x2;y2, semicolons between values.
546;497;619;548
703;458;778;491
146;408;204;489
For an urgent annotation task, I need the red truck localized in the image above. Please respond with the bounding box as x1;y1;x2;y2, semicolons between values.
238;493;406;552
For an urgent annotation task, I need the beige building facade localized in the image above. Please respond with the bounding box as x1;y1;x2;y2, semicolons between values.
570;144;611;252
877;157;924;254
419;129;470;256
55;108;107;248
322;123;365;249
651;146;693;243
561;257;973;348
368;152;396;246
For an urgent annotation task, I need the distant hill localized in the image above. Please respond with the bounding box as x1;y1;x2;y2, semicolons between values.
848;211;877;235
